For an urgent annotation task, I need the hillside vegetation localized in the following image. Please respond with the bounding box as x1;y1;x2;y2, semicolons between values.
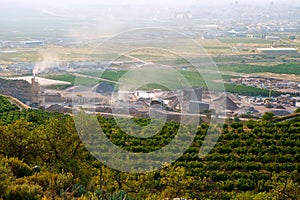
0;96;299;199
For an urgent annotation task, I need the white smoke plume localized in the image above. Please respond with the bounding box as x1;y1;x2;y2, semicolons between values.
33;51;59;75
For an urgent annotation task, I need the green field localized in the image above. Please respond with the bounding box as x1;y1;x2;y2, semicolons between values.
46;69;284;97
46;74;98;86
218;63;300;75
0;50;40;63
83;70;235;82
219;38;273;44
79;70;280;97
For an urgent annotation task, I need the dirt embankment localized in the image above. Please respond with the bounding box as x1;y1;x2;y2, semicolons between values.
2;95;30;110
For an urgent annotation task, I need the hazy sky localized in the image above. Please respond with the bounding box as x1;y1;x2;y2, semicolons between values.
1;0;299;6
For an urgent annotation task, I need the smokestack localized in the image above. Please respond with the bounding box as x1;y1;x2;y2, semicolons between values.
32;73;36;85
31;73;40;105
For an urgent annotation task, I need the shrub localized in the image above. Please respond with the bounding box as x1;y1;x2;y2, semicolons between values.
5;183;43;200
16;171;76;195
1;157;32;178
230;122;243;129
261;112;275;121
246;120;256;129
0;162;13;198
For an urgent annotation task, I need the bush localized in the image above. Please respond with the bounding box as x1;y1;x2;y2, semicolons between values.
0;162;13;198
230;122;243;129
261;112;275;121
5;183;43;200
246;120;256;129
1;157;32;178
78;190;131;200
16;171;76;196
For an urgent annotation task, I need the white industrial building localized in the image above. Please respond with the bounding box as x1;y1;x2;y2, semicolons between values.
257;47;298;55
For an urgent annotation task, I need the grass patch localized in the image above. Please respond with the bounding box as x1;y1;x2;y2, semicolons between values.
46;74;98;86
81;70;127;82
219;38;273;44
0;50;39;63
218;63;300;75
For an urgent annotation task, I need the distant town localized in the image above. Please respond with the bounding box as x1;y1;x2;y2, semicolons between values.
0;2;299;121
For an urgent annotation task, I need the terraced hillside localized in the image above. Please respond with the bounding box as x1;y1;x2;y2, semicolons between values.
0;96;299;199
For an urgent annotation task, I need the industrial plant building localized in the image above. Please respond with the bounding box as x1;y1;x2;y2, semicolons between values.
257;47;298;55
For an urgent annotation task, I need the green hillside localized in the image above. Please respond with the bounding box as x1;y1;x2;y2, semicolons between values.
0;96;299;199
